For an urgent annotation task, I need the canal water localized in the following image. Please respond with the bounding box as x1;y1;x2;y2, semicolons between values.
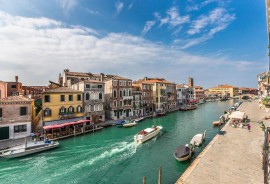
0;100;235;184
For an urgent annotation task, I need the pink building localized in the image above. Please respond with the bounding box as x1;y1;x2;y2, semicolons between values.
0;81;7;99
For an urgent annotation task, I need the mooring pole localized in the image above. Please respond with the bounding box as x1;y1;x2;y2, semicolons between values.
142;176;146;184
158;167;162;184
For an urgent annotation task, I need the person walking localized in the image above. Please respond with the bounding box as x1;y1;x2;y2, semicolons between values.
247;124;251;132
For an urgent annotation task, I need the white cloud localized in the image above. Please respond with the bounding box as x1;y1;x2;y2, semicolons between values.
166;6;190;27
141;21;156;35
57;0;77;16
0;11;261;88
115;1;124;14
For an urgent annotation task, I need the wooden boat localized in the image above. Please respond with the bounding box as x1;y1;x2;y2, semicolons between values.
123;121;137;127
134;117;145;123
134;125;163;144
212;120;222;126
179;104;197;111
0;141;59;158
190;130;206;146
174;144;194;161
155;111;166;117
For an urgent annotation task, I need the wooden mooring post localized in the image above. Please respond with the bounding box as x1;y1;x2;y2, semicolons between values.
158;167;162;184
142;176;146;184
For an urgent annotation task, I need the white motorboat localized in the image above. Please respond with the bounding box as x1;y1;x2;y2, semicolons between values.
123;121;137;127
190;130;206;146
134;117;145;123
134;125;163;144
0;141;59;158
174;144;194;161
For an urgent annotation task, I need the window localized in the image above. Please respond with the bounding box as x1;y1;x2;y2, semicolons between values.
44;108;51;116
60;95;65;102
120;100;122;107
11;85;16;88
86;84;90;88
128;89;131;96
123;81;126;86
98;85;102;88
0;108;2;118
59;107;66;114
69;95;73;101
44;95;50;102
119;81;122;86
113;90;117;98
77;94;81;101
68;106;74;113
114;100;117;107
128;81;132;86
86;93;90;100
99;93;102;100
120;90;122;97
90;105;94;111
77;106;82;113
20;107;27;116
123;89;126;96
14;124;27;133
113;80;117;86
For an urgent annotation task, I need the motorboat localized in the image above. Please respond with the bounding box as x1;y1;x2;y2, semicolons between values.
134;125;163;144
0;141;59;158
212;120;222;126
174;144;194;161
179;104;197;111
123;121;137;127
134;117;145;123
154;111;166;117
190;130;206;146
115;120;126;127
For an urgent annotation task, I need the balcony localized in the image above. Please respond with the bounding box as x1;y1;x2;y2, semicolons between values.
123;96;133;100
59;112;75;119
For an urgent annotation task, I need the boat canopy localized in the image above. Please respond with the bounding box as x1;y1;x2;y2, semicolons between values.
175;145;190;158
144;128;154;133
43;120;91;130
228;111;246;120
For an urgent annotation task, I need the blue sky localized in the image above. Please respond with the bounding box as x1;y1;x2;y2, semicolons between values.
0;0;268;88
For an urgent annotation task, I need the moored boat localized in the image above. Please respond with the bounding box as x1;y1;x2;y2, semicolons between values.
174;144;194;161
134;117;145;123
154;111;166;117
123;121;137;127
134;125;163;144
179;104;197;111
212;120;222;126
0;141;59;158
190;130;206;146
115;120;126;127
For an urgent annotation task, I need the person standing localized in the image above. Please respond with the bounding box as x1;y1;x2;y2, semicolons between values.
247;124;251;132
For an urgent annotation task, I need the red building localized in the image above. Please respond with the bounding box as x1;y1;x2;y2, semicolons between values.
7;76;22;96
0;81;7;99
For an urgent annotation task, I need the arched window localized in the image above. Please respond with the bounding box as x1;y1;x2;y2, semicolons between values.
68;106;74;113
59;106;66;114
113;90;117;98
123;89;126;96
44;108;51;116
86;93;90;100
77;105;82;113
120;90;122;98
99;92;102;100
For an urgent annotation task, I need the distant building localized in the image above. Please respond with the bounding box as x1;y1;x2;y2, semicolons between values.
135;77;176;111
208;84;239;98
238;87;258;95
176;84;194;105
7;76;22;96
22;86;49;99
42;87;84;125
104;75;133;120
0;96;33;140
194;86;205;100
71;80;105;123
0;81;7;99
132;85;143;117
188;77;194;87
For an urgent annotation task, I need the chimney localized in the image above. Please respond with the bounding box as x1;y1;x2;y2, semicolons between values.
100;73;104;82
15;76;18;83
144;77;148;81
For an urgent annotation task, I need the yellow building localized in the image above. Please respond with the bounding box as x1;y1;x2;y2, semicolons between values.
42;87;84;125
208;84;239;98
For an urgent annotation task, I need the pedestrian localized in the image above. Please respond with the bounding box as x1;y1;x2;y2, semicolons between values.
247;124;251;132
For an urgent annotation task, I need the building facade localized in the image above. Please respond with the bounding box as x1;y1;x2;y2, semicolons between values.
194;86;205;100
42;87;84;125
71;80;105;123
208;84;239;98
104;76;133;120
0;96;33;140
22;86;49;99
7;76;22;96
0;81;7;99
176;84;188;106
132;85;143;117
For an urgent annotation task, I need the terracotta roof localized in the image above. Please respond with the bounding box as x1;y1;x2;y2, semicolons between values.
137;79;174;84
211;84;237;89
43;87;83;94
0;96;32;104
75;80;104;84
105;75;131;81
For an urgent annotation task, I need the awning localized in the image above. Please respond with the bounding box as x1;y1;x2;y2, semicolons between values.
43;124;64;130
43;119;92;130
228;111;246;120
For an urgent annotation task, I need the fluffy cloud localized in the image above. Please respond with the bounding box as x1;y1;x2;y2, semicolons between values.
115;1;124;14
0;11;262;88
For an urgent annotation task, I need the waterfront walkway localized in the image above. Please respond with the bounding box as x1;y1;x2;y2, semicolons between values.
176;100;268;184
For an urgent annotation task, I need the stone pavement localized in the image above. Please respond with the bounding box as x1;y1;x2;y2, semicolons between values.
176;100;269;184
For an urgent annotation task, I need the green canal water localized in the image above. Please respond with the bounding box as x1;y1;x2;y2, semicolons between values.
0;100;235;184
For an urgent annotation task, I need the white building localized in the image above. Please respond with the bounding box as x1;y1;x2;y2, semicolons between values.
176;84;194;106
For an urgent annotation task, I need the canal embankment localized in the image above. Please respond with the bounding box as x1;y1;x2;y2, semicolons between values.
176;100;268;184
